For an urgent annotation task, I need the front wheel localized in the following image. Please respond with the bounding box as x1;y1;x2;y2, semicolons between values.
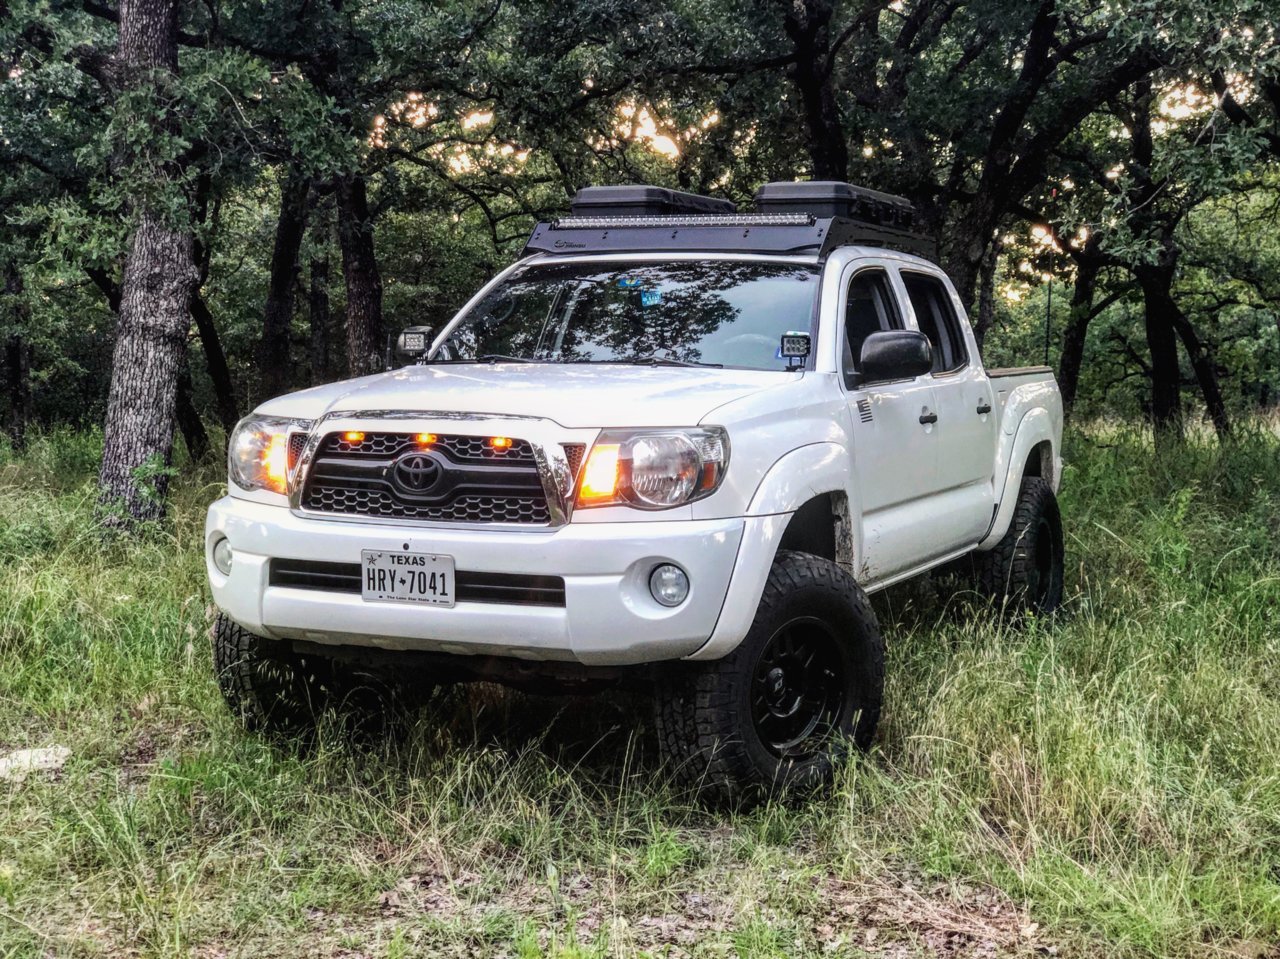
212;614;414;737
654;551;884;806
213;613;336;734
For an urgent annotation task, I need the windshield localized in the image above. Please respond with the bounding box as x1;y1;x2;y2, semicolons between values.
437;259;819;370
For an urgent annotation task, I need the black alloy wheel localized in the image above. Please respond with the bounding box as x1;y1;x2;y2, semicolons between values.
751;617;846;759
654;550;885;806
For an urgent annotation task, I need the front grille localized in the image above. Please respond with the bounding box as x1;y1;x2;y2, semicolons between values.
327;432;536;463
269;559;566;607
300;431;550;524
304;487;550;523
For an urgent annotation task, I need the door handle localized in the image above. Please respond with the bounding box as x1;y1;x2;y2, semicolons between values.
976;402;992;415
919;410;938;425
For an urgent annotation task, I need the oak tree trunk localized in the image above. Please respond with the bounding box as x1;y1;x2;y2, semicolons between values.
188;172;239;437
191;293;240;435
308;193;333;384
336;174;384;377
309;255;331;384
97;0;198;526
1058;256;1099;418
100;214;198;522
972;240;1001;349
783;0;848;180
175;362;209;459
259;170;311;398
2;264;32;450
84;265;237;441
1136;266;1184;443
1170;307;1231;440
939;202;992;312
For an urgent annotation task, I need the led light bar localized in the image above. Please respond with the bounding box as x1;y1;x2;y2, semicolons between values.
525;181;938;260
551;213;816;230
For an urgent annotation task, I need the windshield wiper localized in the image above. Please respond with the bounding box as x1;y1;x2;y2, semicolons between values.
475;353;541;364
579;353;723;369
628;354;723;369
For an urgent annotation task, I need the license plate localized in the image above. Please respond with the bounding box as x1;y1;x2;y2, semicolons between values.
360;550;456;607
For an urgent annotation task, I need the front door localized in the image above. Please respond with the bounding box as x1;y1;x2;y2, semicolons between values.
840;264;941;581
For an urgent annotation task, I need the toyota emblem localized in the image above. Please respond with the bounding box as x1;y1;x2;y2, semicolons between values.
391;451;443;495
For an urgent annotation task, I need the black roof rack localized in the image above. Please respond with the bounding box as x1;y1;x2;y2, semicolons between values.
524;182;937;260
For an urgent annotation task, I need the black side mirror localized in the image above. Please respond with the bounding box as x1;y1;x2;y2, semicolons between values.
858;330;933;385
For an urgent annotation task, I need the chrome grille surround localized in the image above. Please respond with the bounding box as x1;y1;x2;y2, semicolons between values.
288;411;585;529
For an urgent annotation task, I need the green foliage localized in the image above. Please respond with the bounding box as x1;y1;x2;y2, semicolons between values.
0;423;1278;956
3;0;1280;433
129;452;180;506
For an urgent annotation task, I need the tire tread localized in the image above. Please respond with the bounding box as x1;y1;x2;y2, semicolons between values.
654;550;883;805
973;477;1063;613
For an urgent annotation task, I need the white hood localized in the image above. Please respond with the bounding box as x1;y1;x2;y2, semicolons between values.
255;363;800;428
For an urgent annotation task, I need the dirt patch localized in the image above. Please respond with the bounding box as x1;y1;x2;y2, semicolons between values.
822;874;1050;957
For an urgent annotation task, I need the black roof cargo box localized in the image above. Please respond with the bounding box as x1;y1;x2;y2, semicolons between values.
570;185;736;217
754;181;915;230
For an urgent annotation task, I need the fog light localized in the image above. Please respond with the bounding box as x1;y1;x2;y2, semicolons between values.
212;537;234;576
649;563;689;607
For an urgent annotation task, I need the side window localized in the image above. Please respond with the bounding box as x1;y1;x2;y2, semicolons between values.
902;272;968;373
842;269;900;376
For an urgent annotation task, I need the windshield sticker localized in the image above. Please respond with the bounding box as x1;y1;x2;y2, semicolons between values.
640;289;662;307
616;277;642;288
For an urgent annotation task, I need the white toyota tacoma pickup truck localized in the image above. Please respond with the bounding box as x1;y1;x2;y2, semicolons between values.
207;181;1063;803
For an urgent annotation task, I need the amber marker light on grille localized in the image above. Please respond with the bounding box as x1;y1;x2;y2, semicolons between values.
489;436;513;449
343;430;365;443
263;433;289;492
415;432;437;445
578;443;620;503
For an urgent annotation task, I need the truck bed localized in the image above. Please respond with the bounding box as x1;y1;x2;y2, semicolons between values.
989;366;1057;408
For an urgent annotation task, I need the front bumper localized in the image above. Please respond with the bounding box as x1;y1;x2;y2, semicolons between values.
205;496;755;665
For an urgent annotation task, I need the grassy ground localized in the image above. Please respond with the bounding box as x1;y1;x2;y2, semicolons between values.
0;424;1278;958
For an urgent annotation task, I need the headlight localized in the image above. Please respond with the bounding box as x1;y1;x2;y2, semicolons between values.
576;428;728;510
228;415;310;495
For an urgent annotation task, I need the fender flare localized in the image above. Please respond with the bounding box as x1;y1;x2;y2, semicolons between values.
746;442;853;517
979;408;1058;549
747;440;860;572
687;444;856;663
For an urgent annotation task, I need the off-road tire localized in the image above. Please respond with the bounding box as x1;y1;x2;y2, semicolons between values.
973;476;1064;615
212;613;343;734
654;550;884;807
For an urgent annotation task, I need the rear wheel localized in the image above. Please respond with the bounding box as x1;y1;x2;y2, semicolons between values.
973;477;1064;615
654;551;884;806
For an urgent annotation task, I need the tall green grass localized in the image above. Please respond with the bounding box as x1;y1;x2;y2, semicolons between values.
0;423;1276;957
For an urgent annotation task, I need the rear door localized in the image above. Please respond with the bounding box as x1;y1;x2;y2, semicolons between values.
840;262;941;580
899;269;997;551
